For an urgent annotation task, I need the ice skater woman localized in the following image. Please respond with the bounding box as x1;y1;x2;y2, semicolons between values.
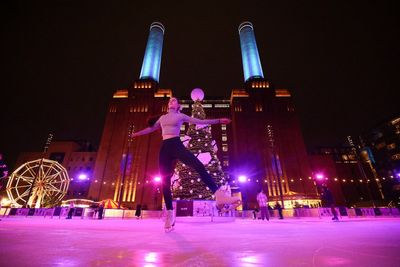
132;97;241;231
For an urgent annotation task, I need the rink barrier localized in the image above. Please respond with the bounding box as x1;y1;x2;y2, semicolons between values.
2;206;400;219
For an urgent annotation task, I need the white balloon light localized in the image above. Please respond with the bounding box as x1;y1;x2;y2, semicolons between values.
191;88;205;101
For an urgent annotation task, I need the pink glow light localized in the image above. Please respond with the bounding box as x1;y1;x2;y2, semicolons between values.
238;175;247;183
78;174;87;180
315;173;324;180
154;176;162;183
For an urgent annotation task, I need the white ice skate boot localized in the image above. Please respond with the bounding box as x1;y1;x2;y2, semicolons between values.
164;210;175;232
215;188;241;211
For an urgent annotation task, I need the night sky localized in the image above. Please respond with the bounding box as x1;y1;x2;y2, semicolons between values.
1;1;399;168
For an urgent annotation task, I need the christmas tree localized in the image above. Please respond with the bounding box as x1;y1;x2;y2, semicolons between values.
171;89;227;200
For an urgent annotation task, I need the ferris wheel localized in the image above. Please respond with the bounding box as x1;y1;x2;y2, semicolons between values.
6;158;70;208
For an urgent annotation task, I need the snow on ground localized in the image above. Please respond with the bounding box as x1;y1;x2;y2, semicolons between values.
0;216;399;267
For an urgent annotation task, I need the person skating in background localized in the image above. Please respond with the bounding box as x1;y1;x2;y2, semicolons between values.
321;184;339;221
66;201;75;219
98;202;104;219
256;189;269;221
274;201;283;219
132;97;241;232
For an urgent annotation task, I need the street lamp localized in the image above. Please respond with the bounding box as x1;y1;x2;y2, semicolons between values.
78;173;88;181
238;175;247;183
315;173;324;181
153;176;162;183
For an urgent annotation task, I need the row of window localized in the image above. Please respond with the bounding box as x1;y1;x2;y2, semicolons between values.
130;106;149;113
341;154;357;161
251;81;269;88
133;82;154;89
110;104;297;113
376;142;399;151
392;154;400;160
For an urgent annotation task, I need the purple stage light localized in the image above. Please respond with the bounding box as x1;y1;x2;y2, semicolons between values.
238;175;247;183
154;176;161;183
315;173;324;180
78;174;87;180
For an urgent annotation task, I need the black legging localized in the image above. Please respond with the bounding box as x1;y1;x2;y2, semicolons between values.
159;137;219;210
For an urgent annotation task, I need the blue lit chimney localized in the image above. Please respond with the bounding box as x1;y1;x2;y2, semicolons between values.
238;22;264;82
139;22;165;83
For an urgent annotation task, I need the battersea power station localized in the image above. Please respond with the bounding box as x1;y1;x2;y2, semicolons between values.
87;22;320;210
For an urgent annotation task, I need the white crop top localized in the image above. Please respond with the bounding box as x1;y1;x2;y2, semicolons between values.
155;112;219;138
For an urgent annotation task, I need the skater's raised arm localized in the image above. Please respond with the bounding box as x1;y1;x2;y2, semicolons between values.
181;114;231;125
132;119;161;138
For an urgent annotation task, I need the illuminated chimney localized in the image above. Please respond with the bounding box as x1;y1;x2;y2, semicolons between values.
139;22;165;83
238;22;264;82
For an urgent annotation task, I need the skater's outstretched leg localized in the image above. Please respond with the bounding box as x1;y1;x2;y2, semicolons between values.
176;142;241;206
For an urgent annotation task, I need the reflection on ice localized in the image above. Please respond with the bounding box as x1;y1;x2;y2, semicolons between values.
240;255;259;264
144;252;158;263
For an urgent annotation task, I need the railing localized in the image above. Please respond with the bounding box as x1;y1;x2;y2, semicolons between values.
1;206;399;220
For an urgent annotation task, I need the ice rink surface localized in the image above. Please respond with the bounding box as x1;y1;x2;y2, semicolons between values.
0;216;399;267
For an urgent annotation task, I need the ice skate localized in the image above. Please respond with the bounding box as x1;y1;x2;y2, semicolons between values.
164;210;175;233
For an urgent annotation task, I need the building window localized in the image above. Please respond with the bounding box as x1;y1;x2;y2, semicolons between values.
221;125;226;131
215;104;230;108
287;106;295;112
392;154;400;160
223;160;229;166
387;143;396;150
222;144;228;152
348;154;356;160
109;106;117;113
255;104;263;112
234;106;242;112
222;135;227;142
